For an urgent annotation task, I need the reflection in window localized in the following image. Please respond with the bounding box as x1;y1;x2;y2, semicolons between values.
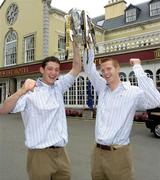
5;31;17;66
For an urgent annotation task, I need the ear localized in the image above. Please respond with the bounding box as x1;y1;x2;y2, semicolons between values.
40;67;44;74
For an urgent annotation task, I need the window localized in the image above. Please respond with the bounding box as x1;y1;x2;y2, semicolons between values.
150;1;160;16
126;9;136;22
97;20;104;26
129;71;138;86
58;35;65;51
5;31;17;66
0;83;6;104
64;91;68;105
24;35;35;63
156;69;160;90
119;72;127;82
144;70;153;79
77;76;85;105
86;77;97;108
68;82;76;105
58;35;65;60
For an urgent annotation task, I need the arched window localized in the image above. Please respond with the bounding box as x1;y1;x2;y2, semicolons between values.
77;76;85;105
156;69;160;90
119;72;127;82
86;77;97;108
144;70;153;79
129;71;137;86
68;81;76;105
63;90;68;105
5;31;17;66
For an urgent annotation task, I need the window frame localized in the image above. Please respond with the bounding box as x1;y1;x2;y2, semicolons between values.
126;8;137;23
5;31;17;66
24;34;35;63
150;1;160;16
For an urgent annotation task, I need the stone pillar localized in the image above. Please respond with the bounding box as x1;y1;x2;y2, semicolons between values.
42;0;52;58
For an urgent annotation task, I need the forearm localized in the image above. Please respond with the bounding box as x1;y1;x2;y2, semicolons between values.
83;48;106;92
69;42;82;76
133;64;160;108
0;88;26;114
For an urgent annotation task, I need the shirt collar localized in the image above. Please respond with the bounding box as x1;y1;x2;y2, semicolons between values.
36;78;56;88
106;81;131;91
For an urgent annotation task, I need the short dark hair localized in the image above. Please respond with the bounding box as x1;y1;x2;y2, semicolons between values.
41;56;60;68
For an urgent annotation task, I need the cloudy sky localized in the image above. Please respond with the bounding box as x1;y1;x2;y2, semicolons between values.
0;0;148;17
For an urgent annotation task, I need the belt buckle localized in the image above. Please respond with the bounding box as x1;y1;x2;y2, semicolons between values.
97;143;111;151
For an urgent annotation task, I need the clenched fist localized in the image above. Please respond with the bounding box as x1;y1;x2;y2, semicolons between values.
130;58;141;66
21;79;36;94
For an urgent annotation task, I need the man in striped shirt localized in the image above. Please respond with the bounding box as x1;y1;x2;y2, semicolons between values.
0;42;81;180
83;47;160;180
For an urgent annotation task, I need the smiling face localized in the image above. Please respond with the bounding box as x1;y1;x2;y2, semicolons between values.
40;61;60;86
100;59;120;86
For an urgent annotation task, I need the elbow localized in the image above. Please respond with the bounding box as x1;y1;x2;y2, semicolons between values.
0;108;7;114
0;104;11;114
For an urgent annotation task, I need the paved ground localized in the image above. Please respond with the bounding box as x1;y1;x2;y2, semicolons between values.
0;113;160;180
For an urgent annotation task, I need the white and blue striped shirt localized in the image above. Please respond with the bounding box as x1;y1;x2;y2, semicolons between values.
11;74;75;149
83;49;160;145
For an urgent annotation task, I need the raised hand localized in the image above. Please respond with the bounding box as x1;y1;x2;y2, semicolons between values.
21;79;36;94
130;58;141;66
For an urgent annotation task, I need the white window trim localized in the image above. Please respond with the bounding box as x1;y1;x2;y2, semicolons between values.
126;9;137;23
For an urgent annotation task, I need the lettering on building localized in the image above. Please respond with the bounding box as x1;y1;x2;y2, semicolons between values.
154;49;160;59
0;67;29;78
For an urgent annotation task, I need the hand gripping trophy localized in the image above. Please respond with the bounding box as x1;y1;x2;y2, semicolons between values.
65;8;97;62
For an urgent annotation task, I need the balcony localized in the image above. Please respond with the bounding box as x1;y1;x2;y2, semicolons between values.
96;30;160;55
57;30;160;60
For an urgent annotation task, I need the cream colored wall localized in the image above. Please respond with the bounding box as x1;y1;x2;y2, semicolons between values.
0;0;43;67
105;21;160;41
95;29;105;43
49;13;65;57
105;1;126;20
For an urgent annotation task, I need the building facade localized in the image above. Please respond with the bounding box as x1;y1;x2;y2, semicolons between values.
0;0;160;114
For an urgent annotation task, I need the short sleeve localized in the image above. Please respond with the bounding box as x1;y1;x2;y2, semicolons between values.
11;94;27;113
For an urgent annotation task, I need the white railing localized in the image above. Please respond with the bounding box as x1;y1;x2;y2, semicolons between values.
57;30;160;60
96;30;160;55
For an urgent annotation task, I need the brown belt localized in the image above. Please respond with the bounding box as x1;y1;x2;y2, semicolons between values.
46;145;62;149
96;143;117;151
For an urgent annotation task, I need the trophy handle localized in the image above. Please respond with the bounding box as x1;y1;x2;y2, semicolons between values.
81;10;87;49
65;15;71;60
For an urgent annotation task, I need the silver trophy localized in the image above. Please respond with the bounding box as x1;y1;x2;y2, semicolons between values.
69;8;83;44
65;8;97;60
